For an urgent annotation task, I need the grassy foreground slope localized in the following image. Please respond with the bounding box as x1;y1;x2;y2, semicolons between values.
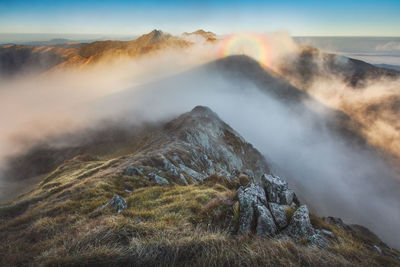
1;160;399;266
1;106;399;266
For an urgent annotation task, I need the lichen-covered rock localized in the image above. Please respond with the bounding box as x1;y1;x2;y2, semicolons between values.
285;205;313;236
124;166;143;176
256;205;277;237
237;184;268;234
148;172;169;185
109;194;127;213
268;203;288;230
237;183;280;238
284;205;327;247
261;174;294;205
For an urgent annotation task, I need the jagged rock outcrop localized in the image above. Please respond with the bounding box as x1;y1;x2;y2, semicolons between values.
119;106;270;186
236;171;328;246
116;106;326;246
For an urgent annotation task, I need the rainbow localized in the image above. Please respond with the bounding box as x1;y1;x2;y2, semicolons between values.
218;33;270;67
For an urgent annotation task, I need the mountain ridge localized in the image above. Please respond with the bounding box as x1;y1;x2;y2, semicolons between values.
1;105;399;266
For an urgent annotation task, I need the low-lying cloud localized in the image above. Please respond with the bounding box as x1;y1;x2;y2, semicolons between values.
0;33;399;248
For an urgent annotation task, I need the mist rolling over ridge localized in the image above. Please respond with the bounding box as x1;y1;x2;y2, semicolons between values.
1;24;400;266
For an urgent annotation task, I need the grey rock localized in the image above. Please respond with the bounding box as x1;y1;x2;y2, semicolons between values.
309;231;328;248
179;164;206;182
261;174;294;205
256;205;277;237
237;184;268;234
124;189;132;194
284;205;327;247
148;172;170;185
124;166;143;176
268;203;288;230
109;194;127;213
373;245;382;254
162;158;180;177
321;229;335;238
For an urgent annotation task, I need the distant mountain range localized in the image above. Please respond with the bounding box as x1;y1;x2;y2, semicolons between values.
0;30;213;76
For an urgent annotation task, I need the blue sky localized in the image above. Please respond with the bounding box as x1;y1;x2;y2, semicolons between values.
0;0;399;36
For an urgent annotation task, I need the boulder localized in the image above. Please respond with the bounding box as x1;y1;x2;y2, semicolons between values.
284;205;327;247
109;194;127;213
148;173;170;185
373;245;382;254
237;184;268;234
261;174;294;205
281;189;295;206
256;205;277;237
321;229;335;238
268;203;289;230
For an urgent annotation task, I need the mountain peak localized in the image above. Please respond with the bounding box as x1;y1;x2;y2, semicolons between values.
149;29;163;37
134;29;171;45
190;105;217;117
183;29;217;41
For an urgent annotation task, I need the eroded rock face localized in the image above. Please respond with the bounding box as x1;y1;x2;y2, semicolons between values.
120;106;271;186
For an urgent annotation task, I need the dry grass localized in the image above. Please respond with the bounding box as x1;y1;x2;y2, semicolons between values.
1;159;399;266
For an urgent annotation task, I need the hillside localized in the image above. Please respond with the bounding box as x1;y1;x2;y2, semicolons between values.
277;46;399;88
1;106;399;266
